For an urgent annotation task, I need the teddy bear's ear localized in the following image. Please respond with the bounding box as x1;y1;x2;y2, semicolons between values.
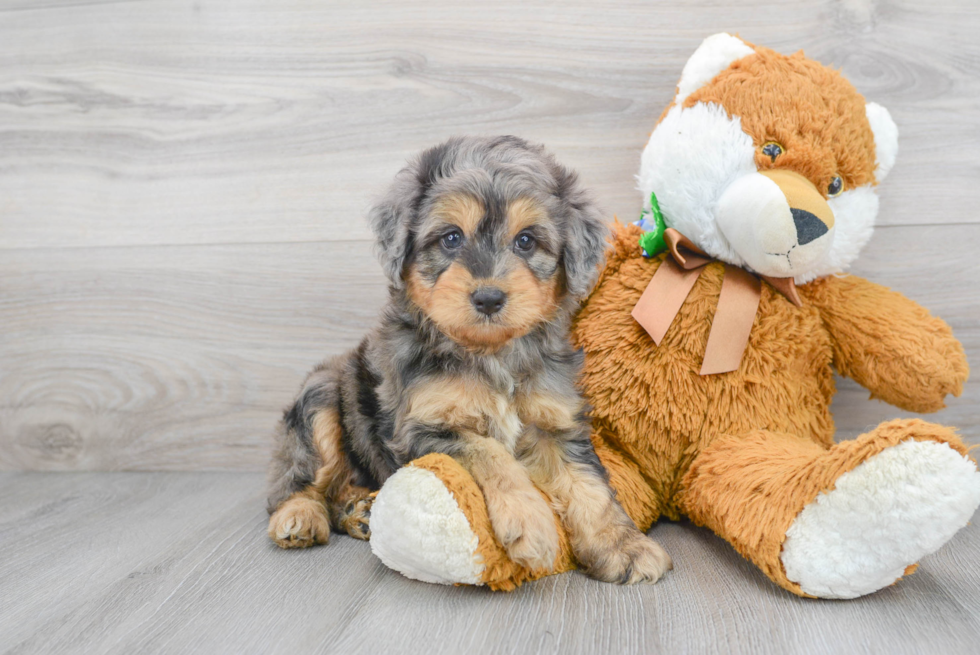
865;102;899;183
675;33;756;106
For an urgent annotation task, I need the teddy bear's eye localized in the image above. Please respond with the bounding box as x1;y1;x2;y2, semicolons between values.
761;142;783;162
827;176;844;197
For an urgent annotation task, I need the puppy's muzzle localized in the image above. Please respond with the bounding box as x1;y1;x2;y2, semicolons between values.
471;287;507;316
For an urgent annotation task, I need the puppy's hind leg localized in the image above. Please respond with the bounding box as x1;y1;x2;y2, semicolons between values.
332;485;374;541
267;364;351;549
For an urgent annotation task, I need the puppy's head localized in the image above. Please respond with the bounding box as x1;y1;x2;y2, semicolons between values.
370;136;607;352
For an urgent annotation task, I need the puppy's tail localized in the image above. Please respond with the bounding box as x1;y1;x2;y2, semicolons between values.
266;356;351;514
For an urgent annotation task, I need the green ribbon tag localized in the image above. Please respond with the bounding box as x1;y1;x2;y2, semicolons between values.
638;191;667;257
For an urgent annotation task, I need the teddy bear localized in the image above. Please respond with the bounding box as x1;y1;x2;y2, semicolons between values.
366;34;980;599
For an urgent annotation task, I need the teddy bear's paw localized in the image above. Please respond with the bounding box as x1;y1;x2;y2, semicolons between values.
489;488;560;573
781;439;980;599
268;496;331;549
369;465;485;585
585;532;672;585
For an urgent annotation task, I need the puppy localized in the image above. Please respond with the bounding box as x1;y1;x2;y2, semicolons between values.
266;136;671;584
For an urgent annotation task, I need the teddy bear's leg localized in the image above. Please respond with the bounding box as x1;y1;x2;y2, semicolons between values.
369;453;575;590
680;419;980;599
591;433;669;530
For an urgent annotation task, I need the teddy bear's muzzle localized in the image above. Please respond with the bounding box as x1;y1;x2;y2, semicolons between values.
716;169;835;278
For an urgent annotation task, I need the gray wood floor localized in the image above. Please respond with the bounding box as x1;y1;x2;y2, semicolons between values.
2;471;980;655
2;0;979;653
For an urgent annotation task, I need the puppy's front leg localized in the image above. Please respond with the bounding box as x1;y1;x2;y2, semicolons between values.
455;436;560;572
520;428;672;584
399;420;560;573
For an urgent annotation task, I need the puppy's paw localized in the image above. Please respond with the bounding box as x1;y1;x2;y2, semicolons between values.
489;490;559;572
339;496;373;541
586;532;672;585
269;496;331;549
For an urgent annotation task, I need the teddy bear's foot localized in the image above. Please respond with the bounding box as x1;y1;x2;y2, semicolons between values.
369;454;578;590
370;463;485;585
781;438;980;599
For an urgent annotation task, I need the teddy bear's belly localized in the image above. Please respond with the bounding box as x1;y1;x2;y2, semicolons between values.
574;256;836;516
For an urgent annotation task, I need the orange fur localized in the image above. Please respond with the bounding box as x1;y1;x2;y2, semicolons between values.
681;419;971;597
405;223;970;593
805;274;969;413
684;43;877;195
573;223;838;523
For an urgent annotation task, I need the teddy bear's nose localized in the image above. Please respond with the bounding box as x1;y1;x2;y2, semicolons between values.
792;208;829;245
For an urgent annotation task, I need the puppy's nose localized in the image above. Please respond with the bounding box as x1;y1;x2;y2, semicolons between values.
791;208;829;245
471;287;507;316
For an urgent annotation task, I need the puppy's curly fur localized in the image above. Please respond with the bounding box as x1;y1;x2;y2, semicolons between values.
267;136;671;584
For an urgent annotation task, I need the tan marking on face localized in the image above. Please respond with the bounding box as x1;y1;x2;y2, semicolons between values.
405;375;522;446
406;259;561;353
517;392;583;432
496;263;562;336
430;193;485;236
506;197;548;239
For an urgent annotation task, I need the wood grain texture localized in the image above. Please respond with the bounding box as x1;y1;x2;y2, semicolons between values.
2;224;978;471
1;471;978;655
0;2;978;472
0;0;979;252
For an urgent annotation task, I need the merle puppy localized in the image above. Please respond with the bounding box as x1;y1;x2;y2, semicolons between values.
266;136;671;584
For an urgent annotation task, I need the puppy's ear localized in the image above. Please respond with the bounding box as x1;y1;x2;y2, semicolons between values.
369;143;452;287
555;166;609;299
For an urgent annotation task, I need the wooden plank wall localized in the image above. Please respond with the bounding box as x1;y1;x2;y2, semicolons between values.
1;0;978;471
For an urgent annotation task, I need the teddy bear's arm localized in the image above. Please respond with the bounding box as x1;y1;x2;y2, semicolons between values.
805;274;968;413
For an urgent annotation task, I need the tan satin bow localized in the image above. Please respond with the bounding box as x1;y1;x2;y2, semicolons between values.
631;228;802;375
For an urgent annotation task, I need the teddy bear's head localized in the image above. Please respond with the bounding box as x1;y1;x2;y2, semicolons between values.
638;34;899;283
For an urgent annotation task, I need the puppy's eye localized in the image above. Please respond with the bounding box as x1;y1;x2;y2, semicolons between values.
514;231;536;253
761;142;783;162
827;176;844;197
441;229;464;250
